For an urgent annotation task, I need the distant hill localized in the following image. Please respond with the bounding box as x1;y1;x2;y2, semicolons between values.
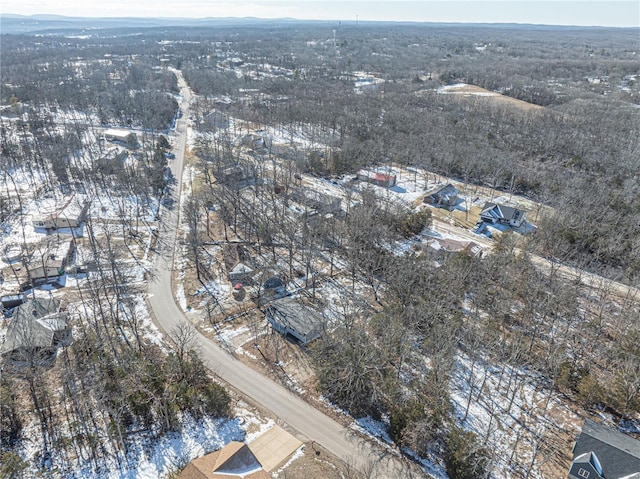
0;14;311;35
2;13;633;36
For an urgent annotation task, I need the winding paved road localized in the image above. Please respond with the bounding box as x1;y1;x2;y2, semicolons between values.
148;72;419;478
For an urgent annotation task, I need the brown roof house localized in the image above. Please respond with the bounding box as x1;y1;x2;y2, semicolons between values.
425;237;483;259
181;426;303;479
180;442;271;479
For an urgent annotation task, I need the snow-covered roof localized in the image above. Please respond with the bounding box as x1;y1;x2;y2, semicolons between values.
103;128;136;140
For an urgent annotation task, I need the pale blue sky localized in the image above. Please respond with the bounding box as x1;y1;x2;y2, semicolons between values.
4;1;639;27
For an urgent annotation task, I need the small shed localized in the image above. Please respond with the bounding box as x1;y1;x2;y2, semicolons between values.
1;294;26;310
265;297;325;344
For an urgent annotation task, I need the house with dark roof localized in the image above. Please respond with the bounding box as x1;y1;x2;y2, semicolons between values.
569;419;640;479
1;294;26;310
265;297;325;344
479;202;526;228
424;183;459;209
0;298;71;361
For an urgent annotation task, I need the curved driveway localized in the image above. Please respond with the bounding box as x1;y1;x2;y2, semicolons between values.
148;72;419;479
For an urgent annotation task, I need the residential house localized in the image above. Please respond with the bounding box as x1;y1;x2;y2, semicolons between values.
479;202;526;228
425;238;483;259
33;214;79;230
179;426;302;479
103;128;138;148
179;441;271;479
33;201;90;231
216;164;255;189
202;111;229;131
265;297;325;344
569;419;640;479
222;244;254;283
25;266;65;289
0;298;71;360
424;183;459;209
291;188;341;214
246;425;302;473
357;169;397;188
239;131;270;151
22;239;75;289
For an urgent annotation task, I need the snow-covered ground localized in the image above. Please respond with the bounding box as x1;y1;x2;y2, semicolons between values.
450;353;579;478
15;405;273;479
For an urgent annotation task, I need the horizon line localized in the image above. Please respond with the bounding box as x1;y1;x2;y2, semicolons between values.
2;12;638;30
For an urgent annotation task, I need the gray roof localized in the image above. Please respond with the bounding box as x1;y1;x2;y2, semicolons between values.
573;419;640;478
14;298;60;321
480;202;523;222
1;298;67;355
428;183;459;199
266;297;324;337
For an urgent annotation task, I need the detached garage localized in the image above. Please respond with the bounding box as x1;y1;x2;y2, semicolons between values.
265;297;325;345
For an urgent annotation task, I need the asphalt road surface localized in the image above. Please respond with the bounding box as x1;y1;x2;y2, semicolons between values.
148;71;419;479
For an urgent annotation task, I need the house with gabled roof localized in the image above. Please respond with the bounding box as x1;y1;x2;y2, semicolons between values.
357;169;397;188
179;441;271;479
222;244;254;283
33;199;90;231
265;297;325;344
479;201;526;228
291;187;341;214
103;128;138;148
179;426;302;479
569;419;640;479
0;298;71;361
424;183;459;209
